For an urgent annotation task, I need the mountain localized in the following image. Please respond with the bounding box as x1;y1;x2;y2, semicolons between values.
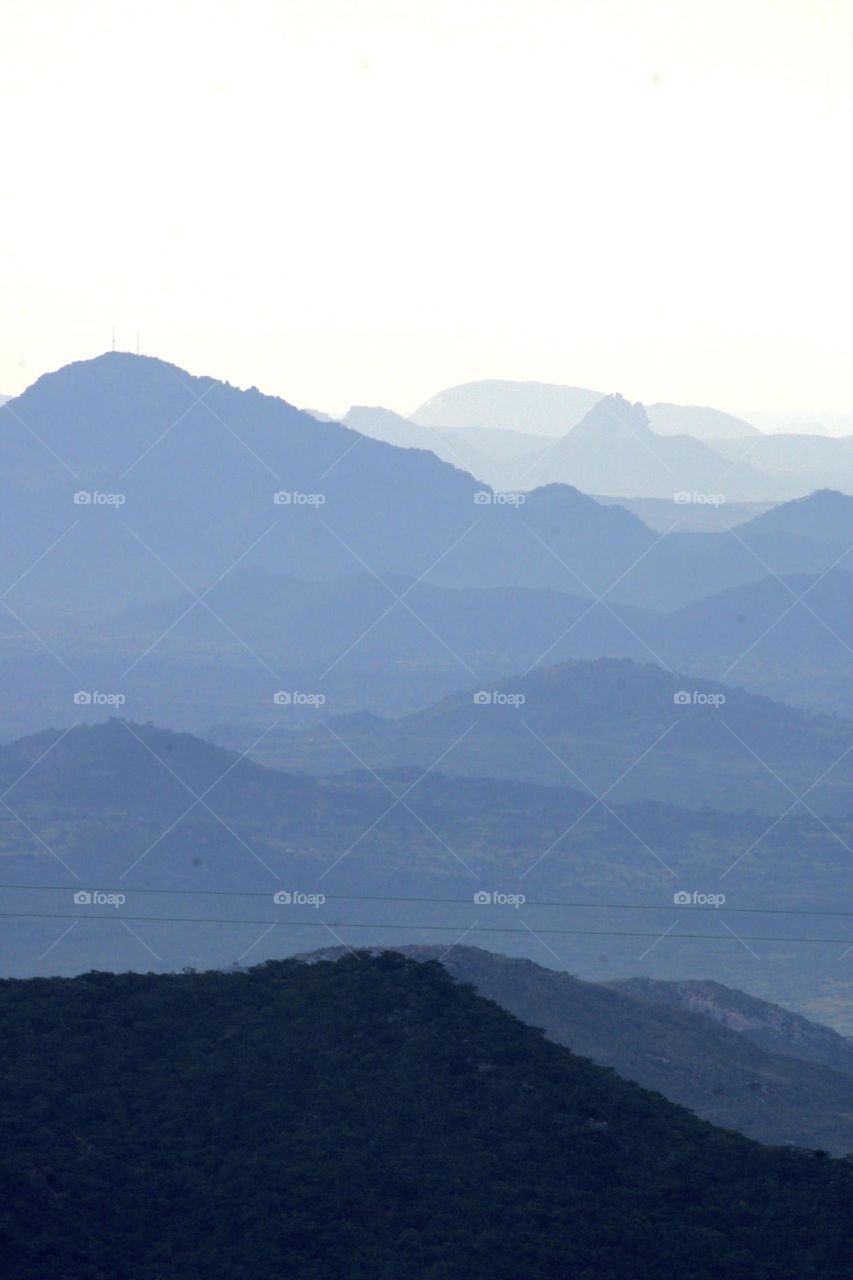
409;381;853;500
263;657;853;815
303;945;853;1153
5;354;853;754
611;977;853;1077
13;570;646;727
299;406;336;421
512;395;774;500
3;953;853;1279
0;352;477;615
737;488;853;543
3;355;852;637
595;494;774;533
342;405;496;480
412;380;764;444
9;716;853;1019
1;353;678;621
712;432;853;496
655;568;853;716
411;378;604;432
341;405;558;489
343;403;773;508
645;402;761;440
742;410;853;437
5;510;852;743
442;424;559;458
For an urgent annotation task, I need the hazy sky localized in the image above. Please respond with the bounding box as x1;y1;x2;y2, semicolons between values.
2;0;851;418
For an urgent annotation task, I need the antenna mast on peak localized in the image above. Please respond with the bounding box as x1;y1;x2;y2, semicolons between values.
111;326;115;352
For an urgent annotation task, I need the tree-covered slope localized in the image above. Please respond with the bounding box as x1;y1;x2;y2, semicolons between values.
303;945;853;1154
2;953;853;1279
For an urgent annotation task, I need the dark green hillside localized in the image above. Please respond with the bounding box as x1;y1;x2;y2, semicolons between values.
304;945;853;1153
2;954;853;1279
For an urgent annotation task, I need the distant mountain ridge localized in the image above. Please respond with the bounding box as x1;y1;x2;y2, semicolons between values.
400;379;853;498
7;715;853;1004
646;402;761;439
508;394;772;499
610;976;853;1076
260;655;853;814
3;355;851;631
0;353;673;620
411;378;604;432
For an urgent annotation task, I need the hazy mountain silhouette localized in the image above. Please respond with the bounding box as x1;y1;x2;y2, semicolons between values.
646;402;761;440
340;404;557;488
737;488;853;542
3;356;851;638
713;431;853;496
408;381;853;500
513;394;774;499
595;494;774;532
411;378;604;432
413;379;764;444
254;657;853;814
655;568;853;715
0;354;680;620
6;717;853;990
347;398;771;496
743;410;853;436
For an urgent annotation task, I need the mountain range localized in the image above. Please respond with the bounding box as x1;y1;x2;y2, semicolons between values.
5;353;853;1058
1;355;850;696
5;715;853;1033
335;378;853;501
233;656;853;815
410;378;761;442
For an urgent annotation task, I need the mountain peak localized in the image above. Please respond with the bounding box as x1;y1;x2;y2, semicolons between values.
742;488;853;539
569;394;651;441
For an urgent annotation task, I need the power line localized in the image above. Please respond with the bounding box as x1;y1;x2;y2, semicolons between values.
1;910;851;945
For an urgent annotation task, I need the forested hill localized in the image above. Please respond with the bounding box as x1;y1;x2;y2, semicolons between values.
2;953;853;1279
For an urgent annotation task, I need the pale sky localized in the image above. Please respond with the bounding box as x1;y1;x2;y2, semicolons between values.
2;0;851;418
